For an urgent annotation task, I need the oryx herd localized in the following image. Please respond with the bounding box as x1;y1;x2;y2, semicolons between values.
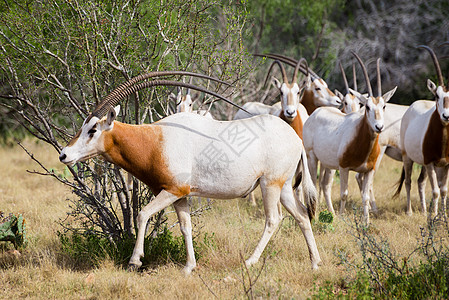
59;44;449;274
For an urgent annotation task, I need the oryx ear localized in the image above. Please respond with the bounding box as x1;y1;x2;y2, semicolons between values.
382;86;397;103
427;79;437;96
335;89;344;100
107;105;119;126
272;77;282;89
349;88;367;105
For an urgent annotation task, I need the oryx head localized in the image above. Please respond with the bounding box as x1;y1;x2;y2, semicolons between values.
308;77;342;109
336;62;363;114
59;106;119;165
418;44;449;125
265;59;307;121
351;53;397;133
176;87;193;113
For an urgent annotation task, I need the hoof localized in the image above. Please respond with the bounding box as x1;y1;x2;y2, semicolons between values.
127;263;141;272
311;261;321;270
182;266;194;276
245;257;258;268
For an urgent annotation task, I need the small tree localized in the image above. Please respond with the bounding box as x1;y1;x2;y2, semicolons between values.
0;0;253;250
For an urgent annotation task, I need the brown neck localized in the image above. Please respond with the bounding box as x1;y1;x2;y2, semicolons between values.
101;122;189;197
279;110;303;139
339;114;381;170
423;109;449;165
301;89;318;115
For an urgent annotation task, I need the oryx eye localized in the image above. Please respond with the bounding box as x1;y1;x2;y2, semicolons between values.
315;88;321;91
383;105;386;110
88;128;96;138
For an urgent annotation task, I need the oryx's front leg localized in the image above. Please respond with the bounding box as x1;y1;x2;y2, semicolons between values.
361;170;375;225
245;181;281;267
321;168;335;214
339;168;350;215
425;164;440;217
436;165;449;216
417;167;427;214
129;190;180;270
173;197;196;275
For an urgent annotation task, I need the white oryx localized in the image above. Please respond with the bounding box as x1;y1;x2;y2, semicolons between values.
398;44;449;216
234;59;310;206
303;53;397;224
318;62;362;208
59;71;321;274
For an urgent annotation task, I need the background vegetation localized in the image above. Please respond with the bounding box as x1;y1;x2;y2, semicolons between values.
1;0;449;298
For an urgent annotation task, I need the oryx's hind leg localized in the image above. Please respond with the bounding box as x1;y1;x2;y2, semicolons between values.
129;190;180;269
173;197;196;275
245;179;281;267
403;157;414;215
280;180;321;269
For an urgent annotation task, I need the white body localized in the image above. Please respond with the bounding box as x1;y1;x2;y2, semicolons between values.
60;111;321;274
303;86;395;224
401;90;449;215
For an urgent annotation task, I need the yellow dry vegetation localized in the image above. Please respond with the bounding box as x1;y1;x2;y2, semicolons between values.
0;139;430;299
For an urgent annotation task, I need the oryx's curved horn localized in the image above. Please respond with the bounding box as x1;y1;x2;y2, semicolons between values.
263;60;288;87
418;45;444;87
352;63;357;91
254;53;320;80
94;80;252;117
351;51;373;97
92;71;231;118
293;58;308;83
339;62;349;94
376;58;382;97
439;41;449;85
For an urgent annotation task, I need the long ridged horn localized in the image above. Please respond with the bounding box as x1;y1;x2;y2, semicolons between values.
94;80;252;116
263;60;288;87
418;45;444;87
376;58;382;97
92;71;231;117
352;63;357;91
293;58;308;83
439;41;449;85
254;53;320;80
339;62;349;94
351;51;373;97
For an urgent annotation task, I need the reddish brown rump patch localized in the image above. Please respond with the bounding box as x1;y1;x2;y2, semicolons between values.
102;122;190;198
300;89;318;115
339;115;381;170
423;109;449;165
279;110;303;139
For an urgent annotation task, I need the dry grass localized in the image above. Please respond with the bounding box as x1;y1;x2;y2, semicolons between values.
0;140;432;299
